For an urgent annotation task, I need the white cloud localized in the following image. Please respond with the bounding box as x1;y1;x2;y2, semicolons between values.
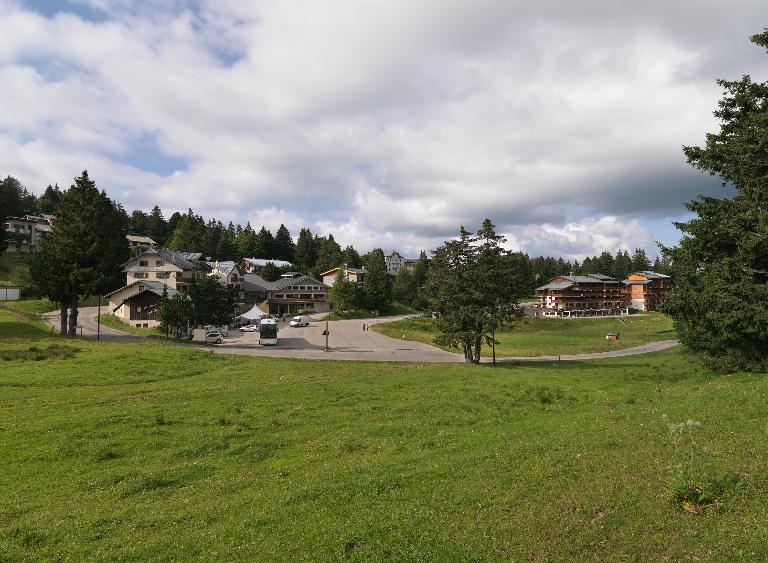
0;0;765;256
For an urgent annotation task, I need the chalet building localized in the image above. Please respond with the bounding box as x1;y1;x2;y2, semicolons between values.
320;267;367;287
536;274;627;317
624;271;671;311
242;271;330;316
207;261;245;290
2;215;53;253
122;249;211;293
106;280;180;328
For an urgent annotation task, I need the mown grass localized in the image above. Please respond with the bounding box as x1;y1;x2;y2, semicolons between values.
97;313;162;337
0;308;766;560
375;312;675;357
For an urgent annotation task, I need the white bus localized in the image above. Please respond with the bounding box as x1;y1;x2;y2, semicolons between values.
259;317;278;345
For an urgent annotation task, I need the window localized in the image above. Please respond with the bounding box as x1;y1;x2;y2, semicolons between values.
134;273;148;279
139;260;148;267
156;260;164;266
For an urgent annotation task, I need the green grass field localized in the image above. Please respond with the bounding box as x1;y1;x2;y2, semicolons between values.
374;312;675;357
0;305;766;560
323;301;416;321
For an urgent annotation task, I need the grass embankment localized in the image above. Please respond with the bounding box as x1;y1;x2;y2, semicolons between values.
97;313;163;337
375;312;675;357
0;306;767;559
324;301;416;320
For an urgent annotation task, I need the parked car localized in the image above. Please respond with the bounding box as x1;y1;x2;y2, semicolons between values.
206;331;223;344
204;325;229;336
239;324;260;332
289;315;311;327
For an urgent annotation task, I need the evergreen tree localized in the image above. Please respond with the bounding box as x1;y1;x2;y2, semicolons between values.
410;251;430;309
33;170;129;335
234;223;256;260
613;250;633;280
168;209;206;252
392;267;414;304
260;262;282;282
328;269;357;312
342;245;361;268
631;248;651;272
273;224;295;262
30;234;72;334
422;219;524;363
130;209;149;235
364;248;392;311
215;228;234;260
167;211;182;240
0;176;37;216
37;184;63;214
294;228;316;271
595;251;615;276
253;226;275;259
189;276;238;327
663;29;768;371
315;234;343;274
147;205;168;245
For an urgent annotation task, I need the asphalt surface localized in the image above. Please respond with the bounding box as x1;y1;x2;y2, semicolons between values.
40;307;680;363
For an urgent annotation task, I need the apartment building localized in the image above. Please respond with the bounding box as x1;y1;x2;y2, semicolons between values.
2;215;53;252
535;273;627;316
624;271;671;311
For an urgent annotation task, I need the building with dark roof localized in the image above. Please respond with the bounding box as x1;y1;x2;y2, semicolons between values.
2;215;53;253
243;271;329;316
122;248;212;293
535;273;627;316
105;280;181;328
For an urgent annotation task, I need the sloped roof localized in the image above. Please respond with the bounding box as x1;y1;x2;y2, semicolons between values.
207;260;238;274
105;279;177;298
126;234;157;245
536;281;574;291
243;273;327;292
632;271;670;279
557;274;619;284
111;285;181;312
320;266;368;277
124;248;211;271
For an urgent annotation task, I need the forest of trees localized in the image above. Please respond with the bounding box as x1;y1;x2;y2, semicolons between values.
1;172;673;303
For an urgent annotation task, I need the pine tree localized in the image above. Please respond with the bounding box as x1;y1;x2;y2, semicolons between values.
392;267;414;304
315;234;343;274
34;170;129;335
273;224;295;262
613;250;633;280
631;248;650;272
294;228;315;271
253;226;275;259
342;245;362;268
422;220;525;363
234;223;256;260
663;28;768;371
37;184;63;214
147;205;168;245
363;248;392;311
0;176;37;216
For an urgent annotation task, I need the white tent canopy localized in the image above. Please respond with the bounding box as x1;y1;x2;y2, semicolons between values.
238;304;268;320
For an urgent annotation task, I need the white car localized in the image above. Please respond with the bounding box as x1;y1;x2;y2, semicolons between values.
205;331;223;344
239;324;259;332
289;315;311;327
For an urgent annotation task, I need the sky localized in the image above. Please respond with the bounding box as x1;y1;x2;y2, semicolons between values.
1;0;767;259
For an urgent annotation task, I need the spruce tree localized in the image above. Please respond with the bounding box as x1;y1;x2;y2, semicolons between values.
363;248;392;311
35;170;129;335
663;28;768;371
273;224;295;262
294;228;315;271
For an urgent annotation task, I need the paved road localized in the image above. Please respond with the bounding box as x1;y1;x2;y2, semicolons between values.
42;306;154;343
40;308;679;363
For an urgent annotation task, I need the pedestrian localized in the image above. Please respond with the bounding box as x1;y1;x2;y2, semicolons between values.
363;323;366;332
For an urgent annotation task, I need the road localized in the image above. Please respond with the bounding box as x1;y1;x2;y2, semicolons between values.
40;308;679;363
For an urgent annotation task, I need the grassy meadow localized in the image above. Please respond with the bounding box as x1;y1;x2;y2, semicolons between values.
1;304;767;560
375;312;675;357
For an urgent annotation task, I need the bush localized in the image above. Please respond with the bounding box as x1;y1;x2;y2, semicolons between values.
669;470;745;513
